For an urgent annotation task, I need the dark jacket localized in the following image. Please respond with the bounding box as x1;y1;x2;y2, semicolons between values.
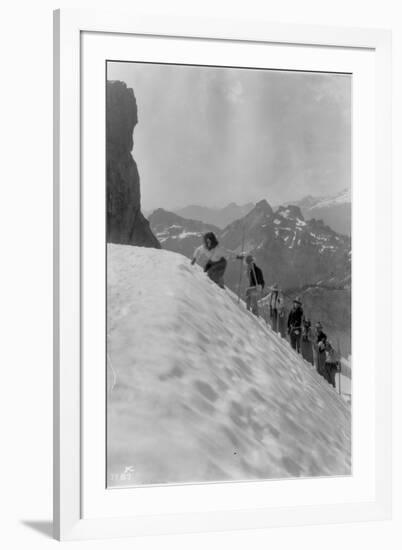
316;331;327;353
316;331;327;344
248;263;265;289
287;306;304;330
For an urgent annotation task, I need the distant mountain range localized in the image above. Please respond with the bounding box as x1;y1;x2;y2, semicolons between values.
173;202;255;229
148;188;351;236
149;199;351;354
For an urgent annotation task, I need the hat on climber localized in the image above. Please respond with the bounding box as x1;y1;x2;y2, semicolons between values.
293;296;302;305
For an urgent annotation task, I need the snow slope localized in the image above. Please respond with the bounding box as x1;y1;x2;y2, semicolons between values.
107;244;351;486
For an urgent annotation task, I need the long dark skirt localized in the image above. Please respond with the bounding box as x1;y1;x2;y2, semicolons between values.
316;350;327;377
246;287;260;315
301;338;314;365
290;328;301;353
270;308;278;332
205;257;227;288
324;362;338;387
278;312;287;338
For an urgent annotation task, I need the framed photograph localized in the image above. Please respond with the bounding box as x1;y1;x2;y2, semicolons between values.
53;9;392;541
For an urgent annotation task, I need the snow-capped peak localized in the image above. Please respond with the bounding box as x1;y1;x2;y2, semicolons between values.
310;188;351;210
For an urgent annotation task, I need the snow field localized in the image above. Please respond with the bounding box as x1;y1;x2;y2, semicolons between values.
107;244;351;486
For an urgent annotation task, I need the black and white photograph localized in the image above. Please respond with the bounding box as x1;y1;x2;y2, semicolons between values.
1;0;398;545
106;61;352;487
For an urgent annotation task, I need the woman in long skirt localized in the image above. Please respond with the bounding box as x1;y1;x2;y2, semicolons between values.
301;319;314;365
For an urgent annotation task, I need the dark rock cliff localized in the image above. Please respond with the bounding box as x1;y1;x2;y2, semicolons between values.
106;80;160;248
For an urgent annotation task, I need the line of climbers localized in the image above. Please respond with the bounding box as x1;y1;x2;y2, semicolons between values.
191;231;341;389
259;291;340;389
239;254;341;389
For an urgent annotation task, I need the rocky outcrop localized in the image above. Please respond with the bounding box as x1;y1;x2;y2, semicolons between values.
106;80;160;248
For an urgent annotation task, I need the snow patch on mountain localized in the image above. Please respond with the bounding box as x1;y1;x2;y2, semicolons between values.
107;244;351;486
310;189;351;210
157;229;202;242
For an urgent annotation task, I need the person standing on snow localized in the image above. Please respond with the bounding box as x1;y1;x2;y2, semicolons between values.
287;297;304;353
244;255;265;316
277;298;287;338
301;318;314;365
191;232;243;289
314;322;327;377
324;341;339;388
267;283;281;332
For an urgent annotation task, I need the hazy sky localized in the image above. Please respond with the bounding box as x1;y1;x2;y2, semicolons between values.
107;62;351;211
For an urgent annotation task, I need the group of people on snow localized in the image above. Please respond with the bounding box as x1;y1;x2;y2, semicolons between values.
191;231;341;389
262;289;340;387
285;303;340;388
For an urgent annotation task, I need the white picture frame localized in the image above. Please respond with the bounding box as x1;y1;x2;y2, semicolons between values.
53;8;392;541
